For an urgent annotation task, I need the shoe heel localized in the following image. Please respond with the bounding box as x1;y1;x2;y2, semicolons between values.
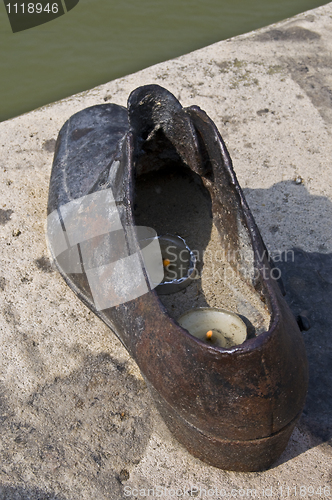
148;381;300;472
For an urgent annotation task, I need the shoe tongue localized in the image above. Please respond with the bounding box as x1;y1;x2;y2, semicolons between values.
127;85;203;175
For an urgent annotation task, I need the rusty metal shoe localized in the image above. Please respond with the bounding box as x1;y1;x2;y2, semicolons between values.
47;84;308;472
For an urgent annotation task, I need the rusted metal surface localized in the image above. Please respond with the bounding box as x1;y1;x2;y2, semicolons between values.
47;85;308;472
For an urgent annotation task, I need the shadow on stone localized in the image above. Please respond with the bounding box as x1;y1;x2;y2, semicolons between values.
0;353;152;499
254;27;320;43
276;248;332;457
244;181;332;465
0;485;65;500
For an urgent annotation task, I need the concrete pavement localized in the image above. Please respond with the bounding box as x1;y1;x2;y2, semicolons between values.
1;2;332;498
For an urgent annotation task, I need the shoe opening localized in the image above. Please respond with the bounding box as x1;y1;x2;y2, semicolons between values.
133;128;270;339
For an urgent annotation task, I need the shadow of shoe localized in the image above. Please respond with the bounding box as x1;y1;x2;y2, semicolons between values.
244;180;332;465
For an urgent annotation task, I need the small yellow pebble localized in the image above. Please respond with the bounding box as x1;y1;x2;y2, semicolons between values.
163;259;171;267
206;330;213;339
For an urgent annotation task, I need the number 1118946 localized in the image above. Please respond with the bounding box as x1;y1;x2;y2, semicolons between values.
6;3;59;14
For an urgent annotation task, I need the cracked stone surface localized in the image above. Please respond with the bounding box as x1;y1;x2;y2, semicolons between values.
1;2;332;498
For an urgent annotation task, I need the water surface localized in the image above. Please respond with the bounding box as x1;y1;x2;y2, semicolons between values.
0;0;328;122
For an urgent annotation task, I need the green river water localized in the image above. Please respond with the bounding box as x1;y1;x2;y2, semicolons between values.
0;0;328;122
